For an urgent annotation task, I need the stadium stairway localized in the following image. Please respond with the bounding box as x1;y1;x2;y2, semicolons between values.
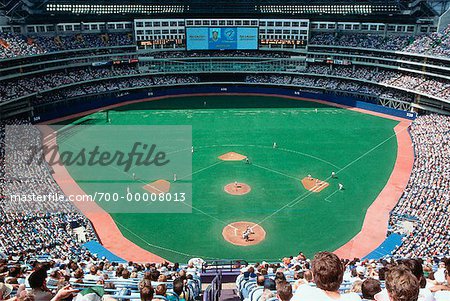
220;286;240;301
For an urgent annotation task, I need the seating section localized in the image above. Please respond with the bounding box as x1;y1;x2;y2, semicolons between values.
0;259;201;301
0;119;96;259
0;32;133;59
0;65;199;103
310;25;450;58
235;255;450;301
0;24;450;301
2;63;450;105
388;114;450;258
0;25;450;59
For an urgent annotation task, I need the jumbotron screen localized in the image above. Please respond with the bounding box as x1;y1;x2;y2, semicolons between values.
186;27;258;50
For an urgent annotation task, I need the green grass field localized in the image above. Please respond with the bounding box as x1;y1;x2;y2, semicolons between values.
57;95;399;262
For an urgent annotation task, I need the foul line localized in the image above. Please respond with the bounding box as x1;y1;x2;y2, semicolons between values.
252;163;301;181
46;134;235;232
128;147;192;172
178;160;224;180
324;189;340;203
256;126;407;225
278;147;341;169
114;219;222;259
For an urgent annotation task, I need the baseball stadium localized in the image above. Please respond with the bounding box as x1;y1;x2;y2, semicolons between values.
0;1;450;301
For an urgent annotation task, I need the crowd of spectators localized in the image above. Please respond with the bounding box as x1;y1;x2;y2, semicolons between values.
0;33;133;59
403;26;450;58
4;62;449;104
33;33;133;53
35;75;199;105
245;74;415;103
0;119;96;260
0;33;43;59
389;114;450;258
310;25;450;58
309;33;412;51
246;64;450;101
0;257;202;301
0;65;141;102
237;251;450;301
1;25;450;61
0;64;202;104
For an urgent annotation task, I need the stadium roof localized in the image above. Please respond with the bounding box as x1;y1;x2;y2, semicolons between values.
1;0;437;24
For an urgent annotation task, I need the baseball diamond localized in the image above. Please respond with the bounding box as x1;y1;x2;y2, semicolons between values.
49;95;410;262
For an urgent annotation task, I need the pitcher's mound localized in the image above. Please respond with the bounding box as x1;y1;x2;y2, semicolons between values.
301;177;329;193
218;152;247;161
222;221;266;246
224;183;251;195
143;180;171;194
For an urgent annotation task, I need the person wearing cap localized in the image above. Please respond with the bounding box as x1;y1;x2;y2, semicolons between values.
260;279;276;301
28;267;53;301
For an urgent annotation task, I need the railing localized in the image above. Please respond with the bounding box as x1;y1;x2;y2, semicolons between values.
203;273;222;301
202;259;249;273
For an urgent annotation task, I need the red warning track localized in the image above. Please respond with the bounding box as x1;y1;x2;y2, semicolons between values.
334;121;414;259
39;125;168;263
40;92;414;261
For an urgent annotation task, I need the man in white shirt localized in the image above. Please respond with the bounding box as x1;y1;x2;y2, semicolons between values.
291;252;361;301
431;264;450;301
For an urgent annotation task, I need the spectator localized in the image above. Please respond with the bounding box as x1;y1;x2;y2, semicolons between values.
292;251;361;301
28;267;53;301
276;281;293;301
362;278;382;300
375;266;419;301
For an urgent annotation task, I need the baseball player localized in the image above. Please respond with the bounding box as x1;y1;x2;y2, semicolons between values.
242;226;255;242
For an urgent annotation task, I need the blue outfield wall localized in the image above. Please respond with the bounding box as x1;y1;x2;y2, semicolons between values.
82;241;126;263
363;233;405;260
35;85;417;123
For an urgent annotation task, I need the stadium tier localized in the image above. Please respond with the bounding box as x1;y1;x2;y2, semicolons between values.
1;4;450;301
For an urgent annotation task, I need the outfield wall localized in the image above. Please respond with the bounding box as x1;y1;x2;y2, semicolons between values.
34;85;416;123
